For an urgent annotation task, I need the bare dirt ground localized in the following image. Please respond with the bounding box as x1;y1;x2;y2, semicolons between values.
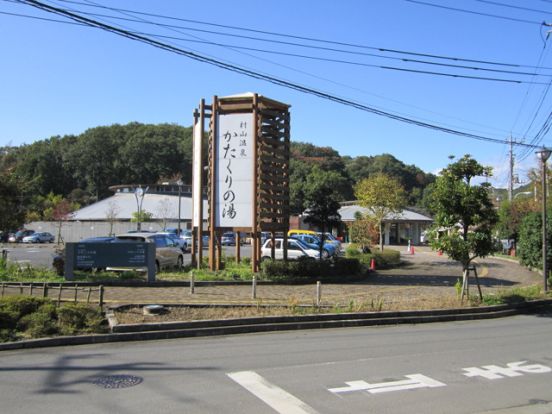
113;247;543;324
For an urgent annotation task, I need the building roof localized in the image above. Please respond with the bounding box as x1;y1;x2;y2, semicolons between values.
339;204;433;223
71;192;207;221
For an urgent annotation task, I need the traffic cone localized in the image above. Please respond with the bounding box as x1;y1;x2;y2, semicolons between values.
411;247;415;255
438;250;443;256
370;258;376;271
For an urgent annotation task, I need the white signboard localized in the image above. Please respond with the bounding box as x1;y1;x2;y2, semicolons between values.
215;113;254;228
192;117;202;227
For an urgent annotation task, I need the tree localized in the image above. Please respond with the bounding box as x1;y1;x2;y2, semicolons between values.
355;173;407;251
0;172;26;233
496;198;538;241
303;168;343;259
50;198;78;244
156;197;175;230
518;210;552;274
349;211;377;252
428;155;498;299
104;200;120;236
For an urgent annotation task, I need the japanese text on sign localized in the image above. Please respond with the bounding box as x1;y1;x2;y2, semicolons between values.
215;113;253;227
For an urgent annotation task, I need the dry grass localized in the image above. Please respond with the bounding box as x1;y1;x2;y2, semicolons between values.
114;293;466;325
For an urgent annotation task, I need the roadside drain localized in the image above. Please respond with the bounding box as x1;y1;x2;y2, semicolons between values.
92;375;143;389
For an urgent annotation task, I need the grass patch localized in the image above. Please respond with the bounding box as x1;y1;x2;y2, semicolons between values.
0;296;107;342
478;285;545;306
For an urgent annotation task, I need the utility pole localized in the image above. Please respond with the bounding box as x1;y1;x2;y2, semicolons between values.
508;136;514;201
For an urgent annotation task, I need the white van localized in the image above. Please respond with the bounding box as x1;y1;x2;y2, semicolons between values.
261;238;320;260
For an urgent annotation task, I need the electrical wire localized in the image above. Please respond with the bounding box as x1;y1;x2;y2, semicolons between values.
0;5;522;137
405;0;545;25
51;0;552;71
473;0;552;15
17;0;539;148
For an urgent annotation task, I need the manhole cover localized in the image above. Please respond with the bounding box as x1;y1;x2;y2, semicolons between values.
92;375;143;389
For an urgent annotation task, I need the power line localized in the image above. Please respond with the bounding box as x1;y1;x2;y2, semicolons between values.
0;4;520;136
52;0;552;71
405;0;545;25
15;0;541;148
473;0;552;15
7;0;551;83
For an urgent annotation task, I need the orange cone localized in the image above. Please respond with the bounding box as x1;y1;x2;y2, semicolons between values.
411;247;415;255
438;250;443;256
370;258;376;271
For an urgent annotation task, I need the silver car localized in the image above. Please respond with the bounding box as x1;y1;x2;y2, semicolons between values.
112;232;184;272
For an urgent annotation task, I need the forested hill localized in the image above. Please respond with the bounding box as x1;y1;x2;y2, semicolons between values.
1;122;436;219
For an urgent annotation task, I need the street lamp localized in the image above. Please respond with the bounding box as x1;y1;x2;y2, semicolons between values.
536;148;551;292
176;179;183;235
134;186;148;232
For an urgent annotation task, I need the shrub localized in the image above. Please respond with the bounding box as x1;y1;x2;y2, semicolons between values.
0;296;106;341
261;257;365;283
57;303;106;335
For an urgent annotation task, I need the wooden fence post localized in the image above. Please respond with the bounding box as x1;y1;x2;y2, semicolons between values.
316;281;321;307
74;284;78;303
43;283;48;298
86;287;91;304
190;271;195;294
252;276;257;299
99;285;104;308
57;284;63;306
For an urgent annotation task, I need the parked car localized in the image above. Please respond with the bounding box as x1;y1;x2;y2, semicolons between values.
12;229;35;243
180;229;192;245
80;236;116;243
316;232;342;252
111;232;184;272
261;238;320;261
290;234;336;259
22;232;55;243
221;232;237;246
157;231;189;252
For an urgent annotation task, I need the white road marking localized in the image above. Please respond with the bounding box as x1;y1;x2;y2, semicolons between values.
227;370;319;414
329;374;445;394
463;361;551;380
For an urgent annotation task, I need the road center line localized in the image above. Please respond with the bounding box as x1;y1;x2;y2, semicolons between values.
227;370;319;414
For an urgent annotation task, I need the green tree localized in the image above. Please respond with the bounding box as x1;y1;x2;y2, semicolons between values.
428;155;498;298
0;172;26;233
518;211;552;275
496;198;538;241
355;173;407;251
303;168;343;259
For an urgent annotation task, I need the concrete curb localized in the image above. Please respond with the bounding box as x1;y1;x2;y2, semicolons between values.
1;299;551;351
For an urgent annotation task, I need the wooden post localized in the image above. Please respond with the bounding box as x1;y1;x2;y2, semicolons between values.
1;282;4;298
99;285;104;308
57;284;63;306
316;281;321;307
190;271;195;294
252;93;259;273
235;231;241;263
43;283;48;298
216;230;222;271
29;283;33;296
209;96;218;271
270;232;276;260
86;287;91;304
19;282;23;295
198;99;206;270
74;284;78;303
252;275;257;299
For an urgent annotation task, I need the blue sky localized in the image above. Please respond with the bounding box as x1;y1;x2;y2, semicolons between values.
2;0;552;188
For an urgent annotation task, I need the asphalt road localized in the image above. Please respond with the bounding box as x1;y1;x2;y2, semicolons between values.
1;315;552;413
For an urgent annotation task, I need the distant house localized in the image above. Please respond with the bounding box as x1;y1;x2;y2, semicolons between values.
338;202;433;245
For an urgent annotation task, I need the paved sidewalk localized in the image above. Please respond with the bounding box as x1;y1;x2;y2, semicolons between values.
101;247;542;308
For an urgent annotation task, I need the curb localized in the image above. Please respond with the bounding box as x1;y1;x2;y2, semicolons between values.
1;299;551;351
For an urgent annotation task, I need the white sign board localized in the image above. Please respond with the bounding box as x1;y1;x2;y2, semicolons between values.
215;113;254;228
192;117;202;227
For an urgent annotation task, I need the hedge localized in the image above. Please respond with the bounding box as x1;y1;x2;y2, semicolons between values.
260;257;367;283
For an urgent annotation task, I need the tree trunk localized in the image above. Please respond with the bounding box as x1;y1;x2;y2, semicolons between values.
379;221;384;251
